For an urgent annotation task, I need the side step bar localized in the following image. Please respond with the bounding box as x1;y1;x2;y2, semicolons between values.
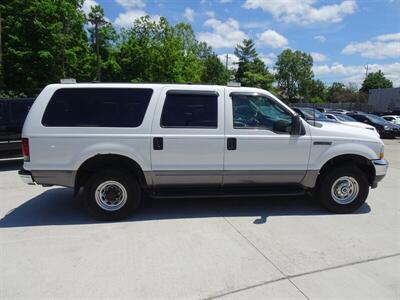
149;185;305;199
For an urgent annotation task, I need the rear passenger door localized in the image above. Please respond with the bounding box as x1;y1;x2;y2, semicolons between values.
150;87;225;187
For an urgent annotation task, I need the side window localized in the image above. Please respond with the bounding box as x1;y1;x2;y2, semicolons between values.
352;115;365;122
231;94;293;133
326;115;335;120
161;92;218;128
42;88;153;127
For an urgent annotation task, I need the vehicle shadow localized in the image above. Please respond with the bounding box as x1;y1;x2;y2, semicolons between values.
0;159;23;172
0;187;371;228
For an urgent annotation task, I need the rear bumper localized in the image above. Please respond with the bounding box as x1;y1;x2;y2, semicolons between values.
18;169;35;185
18;168;76;187
371;159;388;188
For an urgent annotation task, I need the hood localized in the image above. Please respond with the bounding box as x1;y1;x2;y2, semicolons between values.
307;121;381;143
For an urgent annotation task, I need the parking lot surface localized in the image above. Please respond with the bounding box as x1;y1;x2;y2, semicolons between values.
1;140;399;299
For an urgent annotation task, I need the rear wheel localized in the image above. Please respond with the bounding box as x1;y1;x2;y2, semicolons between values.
317;165;369;213
83;169;141;221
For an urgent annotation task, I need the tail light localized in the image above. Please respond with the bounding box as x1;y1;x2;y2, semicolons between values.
21;138;30;162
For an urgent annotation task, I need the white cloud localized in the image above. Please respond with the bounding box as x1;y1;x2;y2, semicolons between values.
115;0;145;9
205;11;215;18
218;53;239;70
314;35;327;43
374;32;400;42
82;0;98;15
184;8;195;22
259;52;276;66
311;52;328;62
342;32;400;59
313;62;400;86
257;29;288;48
243;0;357;25
220;0;232;3
243;21;270;29
114;10;160;27
198;18;248;49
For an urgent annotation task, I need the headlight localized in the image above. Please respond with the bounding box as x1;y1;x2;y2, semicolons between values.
384;125;390;130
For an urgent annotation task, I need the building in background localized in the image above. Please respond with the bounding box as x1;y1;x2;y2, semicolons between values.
368;87;400;112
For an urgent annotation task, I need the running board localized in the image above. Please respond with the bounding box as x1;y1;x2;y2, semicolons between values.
149;185;305;199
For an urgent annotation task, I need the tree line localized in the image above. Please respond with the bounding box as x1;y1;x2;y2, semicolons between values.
0;0;394;102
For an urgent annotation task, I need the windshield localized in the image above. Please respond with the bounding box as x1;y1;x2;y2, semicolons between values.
366;114;391;125
300;108;330;121
334;114;357;122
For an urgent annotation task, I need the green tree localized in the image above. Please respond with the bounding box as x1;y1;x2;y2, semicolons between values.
87;5;118;81
234;39;274;89
1;0;91;96
360;70;393;93
234;39;257;81
201;54;229;85
308;79;326;100
117;17;211;83
327;82;366;103
274;49;313;102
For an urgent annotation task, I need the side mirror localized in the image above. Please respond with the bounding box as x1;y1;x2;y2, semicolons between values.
273;120;290;133
291;114;302;135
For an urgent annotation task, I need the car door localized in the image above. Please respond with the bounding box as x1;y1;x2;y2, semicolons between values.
150;87;225;187
223;91;311;185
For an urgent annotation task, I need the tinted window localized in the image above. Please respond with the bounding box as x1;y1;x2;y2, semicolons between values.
348;114;366;122
42;88;153;127
161;92;218;128
232;94;292;132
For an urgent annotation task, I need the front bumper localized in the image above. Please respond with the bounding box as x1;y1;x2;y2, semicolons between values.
18;169;35;185
371;159;388;188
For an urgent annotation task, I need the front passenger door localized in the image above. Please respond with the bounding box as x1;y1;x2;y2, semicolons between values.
223;92;311;185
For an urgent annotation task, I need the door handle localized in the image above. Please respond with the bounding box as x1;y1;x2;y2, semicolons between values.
227;138;236;150
153;137;163;150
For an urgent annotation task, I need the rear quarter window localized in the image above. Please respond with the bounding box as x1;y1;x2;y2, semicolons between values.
42;88;153;127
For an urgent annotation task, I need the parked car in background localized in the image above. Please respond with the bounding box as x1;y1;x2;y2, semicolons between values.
347;112;399;139
292;107;337;124
0;98;35;159
325;113;379;135
315;107;329;113
326;109;349;114
381;115;400;125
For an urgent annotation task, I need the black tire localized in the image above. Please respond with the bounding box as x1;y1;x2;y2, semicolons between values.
317;165;369;213
83;169;141;221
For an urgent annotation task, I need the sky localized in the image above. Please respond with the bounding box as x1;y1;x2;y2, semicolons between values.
83;0;400;87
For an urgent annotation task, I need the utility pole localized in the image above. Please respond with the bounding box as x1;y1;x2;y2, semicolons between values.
94;14;100;81
365;64;369;79
225;53;229;71
88;7;105;82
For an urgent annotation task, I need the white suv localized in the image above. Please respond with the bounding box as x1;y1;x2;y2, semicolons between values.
19;83;388;220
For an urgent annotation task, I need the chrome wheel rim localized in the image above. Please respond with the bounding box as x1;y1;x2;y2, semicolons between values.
95;180;127;211
331;176;359;205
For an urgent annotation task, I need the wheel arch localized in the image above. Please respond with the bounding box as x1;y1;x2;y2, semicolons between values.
74;154;150;196
317;154;376;187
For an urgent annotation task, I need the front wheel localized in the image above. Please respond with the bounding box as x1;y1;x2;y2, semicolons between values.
317;166;369;213
83;169;141;221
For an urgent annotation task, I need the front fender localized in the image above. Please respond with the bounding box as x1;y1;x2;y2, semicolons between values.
309;141;379;171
